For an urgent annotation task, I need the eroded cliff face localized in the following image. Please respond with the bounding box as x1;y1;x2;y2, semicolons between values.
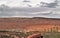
0;17;60;32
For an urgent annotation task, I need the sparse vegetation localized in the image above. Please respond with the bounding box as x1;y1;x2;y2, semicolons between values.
0;25;60;38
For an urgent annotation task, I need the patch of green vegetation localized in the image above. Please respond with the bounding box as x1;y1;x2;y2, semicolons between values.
45;32;60;38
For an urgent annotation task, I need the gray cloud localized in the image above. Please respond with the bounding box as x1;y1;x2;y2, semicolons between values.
0;4;60;18
0;5;53;12
40;0;58;8
23;0;31;2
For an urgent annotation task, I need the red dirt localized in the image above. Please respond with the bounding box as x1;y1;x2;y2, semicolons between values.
0;17;60;32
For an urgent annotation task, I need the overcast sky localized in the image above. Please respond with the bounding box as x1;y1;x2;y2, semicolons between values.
0;0;60;18
0;0;55;7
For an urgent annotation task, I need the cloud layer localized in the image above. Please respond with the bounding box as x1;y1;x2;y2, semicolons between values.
0;0;60;18
0;4;60;18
